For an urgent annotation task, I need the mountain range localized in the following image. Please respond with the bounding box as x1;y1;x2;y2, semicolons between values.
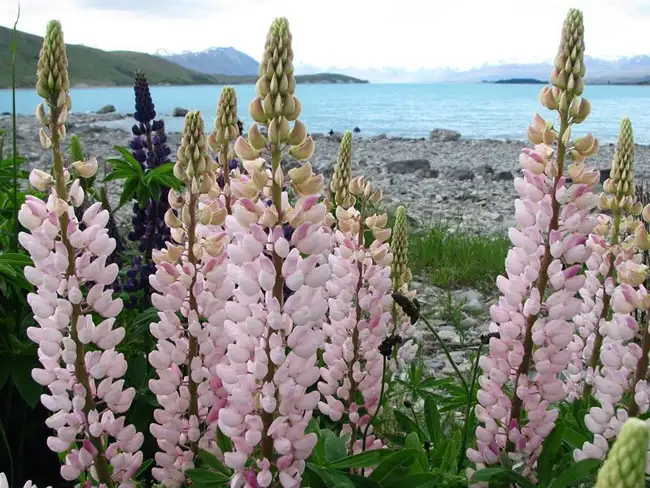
158;46;650;84
0;25;366;88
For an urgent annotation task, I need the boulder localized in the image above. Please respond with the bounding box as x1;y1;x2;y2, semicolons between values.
173;107;189;117
353;126;361;133
387;158;431;174
449;167;474;181
370;133;388;141
493;170;514;181
430;128;461;142
310;132;326;141
96;104;116;114
600;168;610;184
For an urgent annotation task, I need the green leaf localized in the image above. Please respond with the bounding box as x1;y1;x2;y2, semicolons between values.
538;422;565;486
118;177;140;208
329;449;394;470
394;410;424;440
305;464;355;488
471;467;536;488
185;468;230;484
325;434;348;463
369;449;418;484
440;429;461;473
113;146;144;176
547;459;601;488
126;353;148;389
216;427;232;455
384;473;440;488
198;450;231;476
11;357;41;408
0;361;9;391
424;394;442;447
0;253;32;266
405;432;428;474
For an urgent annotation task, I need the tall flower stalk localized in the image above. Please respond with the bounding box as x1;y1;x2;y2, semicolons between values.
468;9;600;472
125;71;173;303
148;111;232;486
216;17;330;487
318;175;392;454
22;20;142;487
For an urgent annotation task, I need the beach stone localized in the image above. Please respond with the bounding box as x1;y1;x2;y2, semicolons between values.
387;158;431;174
353;127;361;133
450;167;474;180
493;170;514;181
370;134;388;141
327;131;344;142
460;317;481;329
475;164;494;178
430;128;461;141
173;107;189;117
437;329;461;344
96;104;116;114
311;132;326;140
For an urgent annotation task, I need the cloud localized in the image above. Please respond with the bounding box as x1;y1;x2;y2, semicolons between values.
1;0;649;69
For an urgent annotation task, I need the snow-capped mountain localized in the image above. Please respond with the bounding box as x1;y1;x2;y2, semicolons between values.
294;55;650;84
156;47;259;76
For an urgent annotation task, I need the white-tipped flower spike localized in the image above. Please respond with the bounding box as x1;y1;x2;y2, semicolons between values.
215;17;333;488
20;20;143;487
149;110;234;487
469;9;601;473
391;206;411;291
211;86;239;147
594;418;649;488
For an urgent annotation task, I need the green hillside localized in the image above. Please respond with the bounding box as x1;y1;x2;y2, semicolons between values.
0;25;367;88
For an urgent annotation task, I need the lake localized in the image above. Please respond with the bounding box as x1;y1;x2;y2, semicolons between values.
1;83;649;143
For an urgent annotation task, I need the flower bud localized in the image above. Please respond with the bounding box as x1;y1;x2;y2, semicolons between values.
71;157;98;178
539;86;559;111
29;169;54;191
36;103;49;125
268;119;280;145
288;120;307;146
164;208;183;229
39;128;52;149
248;123;268;151
168;188;184;209
289;136;314;161
234;136;260;161
212;87;239;147
570;97;591;123
36;20;70;107
249;98;267;124
288;163;312;186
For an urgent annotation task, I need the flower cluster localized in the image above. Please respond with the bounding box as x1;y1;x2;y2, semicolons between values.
124;71;173;303
468;8;602;472
23;20;142;487
148;110;233;486
319;175;392;454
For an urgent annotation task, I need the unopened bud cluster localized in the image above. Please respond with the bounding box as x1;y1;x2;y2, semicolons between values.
330;132;355;209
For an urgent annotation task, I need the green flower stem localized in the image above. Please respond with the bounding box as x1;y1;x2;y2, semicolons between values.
458;342;483;473
420;315;469;393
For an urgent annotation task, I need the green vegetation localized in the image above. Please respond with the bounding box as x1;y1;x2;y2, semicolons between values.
409;223;509;291
0;25;367;88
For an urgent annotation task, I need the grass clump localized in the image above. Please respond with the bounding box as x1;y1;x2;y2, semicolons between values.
409;223;509;291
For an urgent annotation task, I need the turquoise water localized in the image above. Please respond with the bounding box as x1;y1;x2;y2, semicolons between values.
1;83;649;143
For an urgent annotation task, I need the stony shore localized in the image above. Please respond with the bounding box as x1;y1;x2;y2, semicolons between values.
6;112;650;234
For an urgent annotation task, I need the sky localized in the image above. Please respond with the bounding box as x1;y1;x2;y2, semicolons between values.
1;0;650;71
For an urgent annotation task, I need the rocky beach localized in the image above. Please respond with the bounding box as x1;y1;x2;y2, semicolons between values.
5;112;648;234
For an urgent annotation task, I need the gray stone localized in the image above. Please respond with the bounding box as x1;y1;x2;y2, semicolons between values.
450;167;474;180
462;298;485;313
460;317;481;329
493;170;514;181
437;329;461;344
430;128;461;141
173;107;189;117
96;104;116;114
370;134;388;141
475;164;494;177
387;158;431;174
311;132;326;140
327;131;344;142
454;289;484;303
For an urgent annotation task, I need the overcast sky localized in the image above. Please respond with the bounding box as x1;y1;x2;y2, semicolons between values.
2;0;649;70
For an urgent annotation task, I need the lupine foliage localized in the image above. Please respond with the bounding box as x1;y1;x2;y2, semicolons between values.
4;8;650;488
